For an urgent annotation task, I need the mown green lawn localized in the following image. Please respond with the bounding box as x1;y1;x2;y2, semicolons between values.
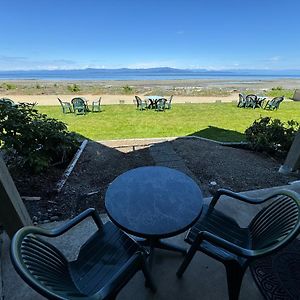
37;102;300;142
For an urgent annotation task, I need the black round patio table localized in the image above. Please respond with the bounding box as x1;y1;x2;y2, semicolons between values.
105;166;203;262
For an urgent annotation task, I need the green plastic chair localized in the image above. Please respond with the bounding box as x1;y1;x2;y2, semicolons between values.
237;94;246;108
134;96;147;111
92;97;102;112
155;99;166;112
264;96;284;110
10;208;156;300
57;98;72;114
165;95;173;109
71;97;86;115
245;94;259;109
177;189;300;300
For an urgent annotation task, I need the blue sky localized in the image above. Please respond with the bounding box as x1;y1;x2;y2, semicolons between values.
1;0;300;70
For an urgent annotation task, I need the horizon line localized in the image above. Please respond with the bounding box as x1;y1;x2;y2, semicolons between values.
1;67;300;72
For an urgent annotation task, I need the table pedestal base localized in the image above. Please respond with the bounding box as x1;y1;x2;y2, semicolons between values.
138;238;187;268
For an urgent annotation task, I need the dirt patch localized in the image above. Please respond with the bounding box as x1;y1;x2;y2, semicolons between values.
171;138;297;194
9;138;298;223
18;141;154;223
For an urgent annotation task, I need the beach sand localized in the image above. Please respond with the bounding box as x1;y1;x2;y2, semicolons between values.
3;93;239;106
1;78;299;105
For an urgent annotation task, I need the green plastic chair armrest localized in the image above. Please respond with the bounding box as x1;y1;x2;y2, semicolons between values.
210;189;265;208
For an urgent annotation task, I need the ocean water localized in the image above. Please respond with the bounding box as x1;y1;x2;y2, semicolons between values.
0;69;300;81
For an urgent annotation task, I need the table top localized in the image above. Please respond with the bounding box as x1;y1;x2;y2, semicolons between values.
105;166;203;239
146;95;164;101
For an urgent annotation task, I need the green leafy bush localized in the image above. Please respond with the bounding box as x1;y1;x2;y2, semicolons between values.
0;102;80;173
271;86;283;91
67;84;80;93
3;82;16;90
245;117;300;156
122;85;134;94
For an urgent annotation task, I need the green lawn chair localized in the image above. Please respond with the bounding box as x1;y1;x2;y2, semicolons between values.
264;96;284;110
165;95;173;109
10;208;156;300
134;96;147;111
0;97;15;106
245;94;258;108
71;97;86;115
237;94;246;108
177;189;300;300
155;98;166;112
92;97;102;112
57;98;72;114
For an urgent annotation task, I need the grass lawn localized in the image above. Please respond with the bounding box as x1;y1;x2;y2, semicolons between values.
37;102;300;142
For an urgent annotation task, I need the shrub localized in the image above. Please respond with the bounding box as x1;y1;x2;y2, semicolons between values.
271;86;283;91
245;117;300;156
67;84;80;93
122;85;134;94
0;102;80;173
3;82;16;90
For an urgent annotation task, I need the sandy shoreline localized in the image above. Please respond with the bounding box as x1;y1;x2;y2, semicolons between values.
1;94;240;106
1;78;300;88
0;78;298;105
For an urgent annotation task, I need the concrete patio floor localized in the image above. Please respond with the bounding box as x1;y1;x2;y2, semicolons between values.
1;182;300;300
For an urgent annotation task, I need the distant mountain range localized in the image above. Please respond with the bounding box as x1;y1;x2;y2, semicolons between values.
1;67;300;74
1;67;300;80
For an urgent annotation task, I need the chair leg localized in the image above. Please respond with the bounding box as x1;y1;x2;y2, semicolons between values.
224;261;247;300
176;244;198;278
141;254;156;293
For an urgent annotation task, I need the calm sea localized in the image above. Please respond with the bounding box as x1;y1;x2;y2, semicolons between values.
0;69;300;81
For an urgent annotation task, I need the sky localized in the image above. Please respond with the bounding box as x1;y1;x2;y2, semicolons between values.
1;0;300;71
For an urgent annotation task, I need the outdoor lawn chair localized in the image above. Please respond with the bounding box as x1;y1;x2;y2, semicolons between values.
165;95;173;109
155;98;166;111
134;96;147;111
71;97;87;115
177;189;300;300
264;96;284;110
256;96;266;108
10;208;156;300
58;97;72;114
237;94;246;108
0;97;15;106
245;94;258;108
91;97;102;112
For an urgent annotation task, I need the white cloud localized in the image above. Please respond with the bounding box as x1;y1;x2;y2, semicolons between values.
0;55;78;70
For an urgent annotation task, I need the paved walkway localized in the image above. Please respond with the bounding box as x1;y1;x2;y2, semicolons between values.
2;94;239;106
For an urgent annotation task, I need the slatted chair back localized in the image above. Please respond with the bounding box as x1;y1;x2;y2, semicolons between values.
11;231;83;299
92;97;101;112
71;97;86;115
0;97;15;106
245;94;257;108
265;96;284;110
166;95;173;109
237;94;246;107
249;193;300;250
135;95;142;108
156;99;166;111
134;95;147;110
